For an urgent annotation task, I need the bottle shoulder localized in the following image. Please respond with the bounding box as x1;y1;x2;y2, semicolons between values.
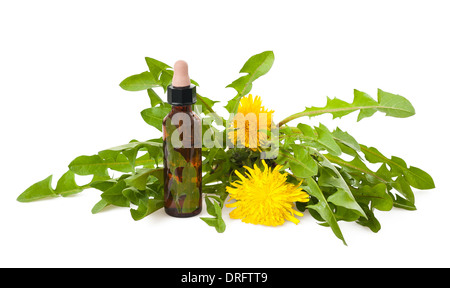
164;109;201;120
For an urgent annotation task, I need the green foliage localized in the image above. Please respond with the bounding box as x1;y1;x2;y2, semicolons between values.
288;145;318;178
277;114;434;244
141;105;171;131
119;71;160;91
200;195;226;233
278;89;416;125
225;51;274;114
302;177;347;245
17;51;435;245
55;170;84;197
17;175;56;202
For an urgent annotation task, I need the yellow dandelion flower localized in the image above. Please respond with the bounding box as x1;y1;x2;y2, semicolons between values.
226;160;309;226
228;94;274;149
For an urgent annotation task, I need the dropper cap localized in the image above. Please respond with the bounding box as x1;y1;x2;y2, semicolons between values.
167;60;196;106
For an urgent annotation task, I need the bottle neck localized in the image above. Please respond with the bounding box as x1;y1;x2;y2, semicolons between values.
171;105;192;113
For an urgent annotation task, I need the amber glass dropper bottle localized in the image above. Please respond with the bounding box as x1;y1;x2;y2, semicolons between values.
162;60;202;217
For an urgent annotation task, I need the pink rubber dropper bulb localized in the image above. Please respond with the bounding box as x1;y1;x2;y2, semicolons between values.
172;60;191;87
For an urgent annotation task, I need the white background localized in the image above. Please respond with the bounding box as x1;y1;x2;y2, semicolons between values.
1;0;449;268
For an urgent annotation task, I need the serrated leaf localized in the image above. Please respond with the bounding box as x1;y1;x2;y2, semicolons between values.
391;176;415;203
360;145;435;190
372;163;393;184
316;97;354;119
55;170;83;197
130;198;164;221
332;127;360;152
70;150;142;177
334;206;361;222
200;201;226;233
315;124;342;156
279;89;416;126
90;179;117;192
100;139;160;172
145;57;171;80
304;177;347;245
201;194;226;233
328;187;378;214
357;205;381;233
144;57;176;93
392;195;416;210
97;151;134;173
122;186;144;205
205;197;217;217
201;217;225;233
353;90;379;121
120;177;164;221
325;154;389;185
360;145;385;164
353;183;393;211
297;123;316;139
100;180;129;207
390;156;407;176
201;217;218;226
288;145;318;178
319;155;367;219
226;75;253;97
125;168;162;190
17;175;56;202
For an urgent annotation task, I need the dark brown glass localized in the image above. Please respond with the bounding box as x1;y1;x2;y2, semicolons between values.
163;105;202;217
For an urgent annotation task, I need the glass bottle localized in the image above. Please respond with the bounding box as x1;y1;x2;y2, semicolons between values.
163;79;202;217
